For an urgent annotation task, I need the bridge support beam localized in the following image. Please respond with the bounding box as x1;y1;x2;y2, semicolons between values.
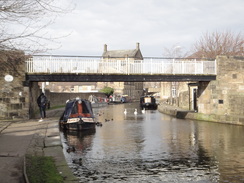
26;74;216;82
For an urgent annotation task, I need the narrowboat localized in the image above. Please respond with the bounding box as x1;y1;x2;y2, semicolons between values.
140;95;158;110
88;95;108;108
59;98;96;131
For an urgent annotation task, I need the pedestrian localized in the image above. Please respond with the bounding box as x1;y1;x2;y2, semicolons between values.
37;92;48;122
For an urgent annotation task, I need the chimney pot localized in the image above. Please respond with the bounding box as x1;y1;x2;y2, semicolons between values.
104;44;107;52
136;42;140;50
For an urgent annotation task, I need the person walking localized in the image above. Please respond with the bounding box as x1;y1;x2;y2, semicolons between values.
37;92;48;122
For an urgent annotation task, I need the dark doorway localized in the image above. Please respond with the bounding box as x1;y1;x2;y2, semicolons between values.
193;88;198;111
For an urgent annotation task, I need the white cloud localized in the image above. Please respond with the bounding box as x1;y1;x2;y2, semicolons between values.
47;0;244;57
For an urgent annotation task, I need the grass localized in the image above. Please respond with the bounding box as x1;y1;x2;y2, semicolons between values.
26;155;63;183
47;105;65;110
34;105;65;117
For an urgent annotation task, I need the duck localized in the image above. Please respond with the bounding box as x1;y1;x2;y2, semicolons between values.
66;146;76;153
72;158;82;166
134;109;138;115
96;122;103;126
124;109;127;114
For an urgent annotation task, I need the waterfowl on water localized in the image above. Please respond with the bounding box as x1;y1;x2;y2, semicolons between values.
134;109;138;115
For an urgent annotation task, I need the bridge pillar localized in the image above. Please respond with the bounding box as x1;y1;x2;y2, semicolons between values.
196;56;244;124
29;82;42;119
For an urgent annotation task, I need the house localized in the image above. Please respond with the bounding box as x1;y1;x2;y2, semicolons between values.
102;42;143;60
99;43;144;99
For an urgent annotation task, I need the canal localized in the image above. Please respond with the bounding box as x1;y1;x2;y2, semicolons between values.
60;103;244;182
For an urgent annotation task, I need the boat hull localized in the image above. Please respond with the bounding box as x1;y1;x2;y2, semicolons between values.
140;103;158;110
60;120;96;131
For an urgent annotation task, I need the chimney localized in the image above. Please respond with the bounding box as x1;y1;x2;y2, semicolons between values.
104;44;107;52
136;42;140;50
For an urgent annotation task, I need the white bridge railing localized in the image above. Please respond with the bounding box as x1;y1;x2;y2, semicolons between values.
26;56;216;75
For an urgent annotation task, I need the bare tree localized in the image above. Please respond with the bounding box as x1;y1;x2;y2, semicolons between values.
192;31;244;59
163;45;189;58
0;0;74;53
0;50;26;76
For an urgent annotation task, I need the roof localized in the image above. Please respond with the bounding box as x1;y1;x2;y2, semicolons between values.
103;49;139;58
102;43;143;59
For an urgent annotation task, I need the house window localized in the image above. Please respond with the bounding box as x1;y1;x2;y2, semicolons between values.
172;87;176;97
171;82;177;97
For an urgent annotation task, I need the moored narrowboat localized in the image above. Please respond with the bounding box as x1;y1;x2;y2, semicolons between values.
140;95;158;110
59;98;96;131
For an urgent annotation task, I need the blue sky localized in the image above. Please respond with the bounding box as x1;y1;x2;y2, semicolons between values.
46;0;244;57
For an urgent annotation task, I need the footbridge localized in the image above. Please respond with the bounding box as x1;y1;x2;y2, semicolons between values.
25;55;216;82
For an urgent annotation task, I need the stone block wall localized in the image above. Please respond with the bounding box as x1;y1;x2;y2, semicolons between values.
163;56;244;125
29;82;42;119
178;90;189;109
0;51;29;119
197;56;244;118
49;92;106;107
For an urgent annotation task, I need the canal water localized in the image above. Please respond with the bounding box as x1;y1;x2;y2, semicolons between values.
60;103;244;182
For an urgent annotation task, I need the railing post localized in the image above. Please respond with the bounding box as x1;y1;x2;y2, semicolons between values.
215;59;217;75
26;58;30;73
194;59;196;75
26;59;28;73
128;57;130;75
126;56;129;75
181;60;184;74
150;58;152;75
31;58;33;73
201;60;204;74
70;59;73;73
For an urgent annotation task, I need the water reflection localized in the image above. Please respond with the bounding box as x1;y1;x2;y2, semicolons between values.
60;103;244;182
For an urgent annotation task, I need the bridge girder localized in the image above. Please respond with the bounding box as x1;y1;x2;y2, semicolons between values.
25;74;216;84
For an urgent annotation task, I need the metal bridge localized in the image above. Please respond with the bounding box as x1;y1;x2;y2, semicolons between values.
25;55;217;82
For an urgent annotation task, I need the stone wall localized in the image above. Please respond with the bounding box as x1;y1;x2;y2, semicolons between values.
0;51;29;119
29;82;42;119
164;56;244;125
196;56;244;124
197;56;244;116
48;92;106;107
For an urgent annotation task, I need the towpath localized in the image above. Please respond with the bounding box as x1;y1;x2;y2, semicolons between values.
0;113;77;183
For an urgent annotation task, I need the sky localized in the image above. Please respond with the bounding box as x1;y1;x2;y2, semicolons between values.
46;0;244;57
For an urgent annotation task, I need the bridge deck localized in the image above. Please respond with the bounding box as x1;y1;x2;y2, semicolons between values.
25;56;216;82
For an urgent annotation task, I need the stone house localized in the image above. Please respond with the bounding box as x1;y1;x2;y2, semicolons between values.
100;43;144;99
